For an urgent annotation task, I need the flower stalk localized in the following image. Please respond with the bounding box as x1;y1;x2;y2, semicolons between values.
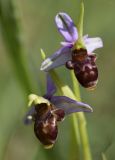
50;71;81;159
71;71;92;160
50;70;92;160
76;2;85;49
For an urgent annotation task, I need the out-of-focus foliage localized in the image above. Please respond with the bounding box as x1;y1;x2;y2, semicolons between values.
0;0;115;160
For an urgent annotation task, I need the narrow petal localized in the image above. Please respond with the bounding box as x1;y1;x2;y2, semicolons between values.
55;12;78;42
51;96;93;114
24;106;35;125
84;36;103;54
44;73;56;99
40;46;72;72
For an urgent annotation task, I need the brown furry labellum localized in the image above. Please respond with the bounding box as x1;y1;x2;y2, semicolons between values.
66;48;98;89
34;103;65;148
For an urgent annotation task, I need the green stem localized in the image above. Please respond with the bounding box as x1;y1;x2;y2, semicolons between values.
70;114;81;160
50;70;92;160
50;70;81;160
102;153;108;160
71;71;92;160
78;2;84;40
75;2;85;49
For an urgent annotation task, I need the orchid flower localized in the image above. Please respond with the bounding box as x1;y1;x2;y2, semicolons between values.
40;9;103;89
24;74;92;149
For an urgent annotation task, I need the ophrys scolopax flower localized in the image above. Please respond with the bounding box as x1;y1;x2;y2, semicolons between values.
41;6;103;89
24;74;92;148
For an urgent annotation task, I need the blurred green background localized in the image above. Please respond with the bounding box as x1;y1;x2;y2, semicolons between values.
0;0;115;160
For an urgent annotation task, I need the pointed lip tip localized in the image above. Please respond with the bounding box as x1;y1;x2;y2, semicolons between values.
85;80;98;91
44;144;54;149
86;86;97;91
